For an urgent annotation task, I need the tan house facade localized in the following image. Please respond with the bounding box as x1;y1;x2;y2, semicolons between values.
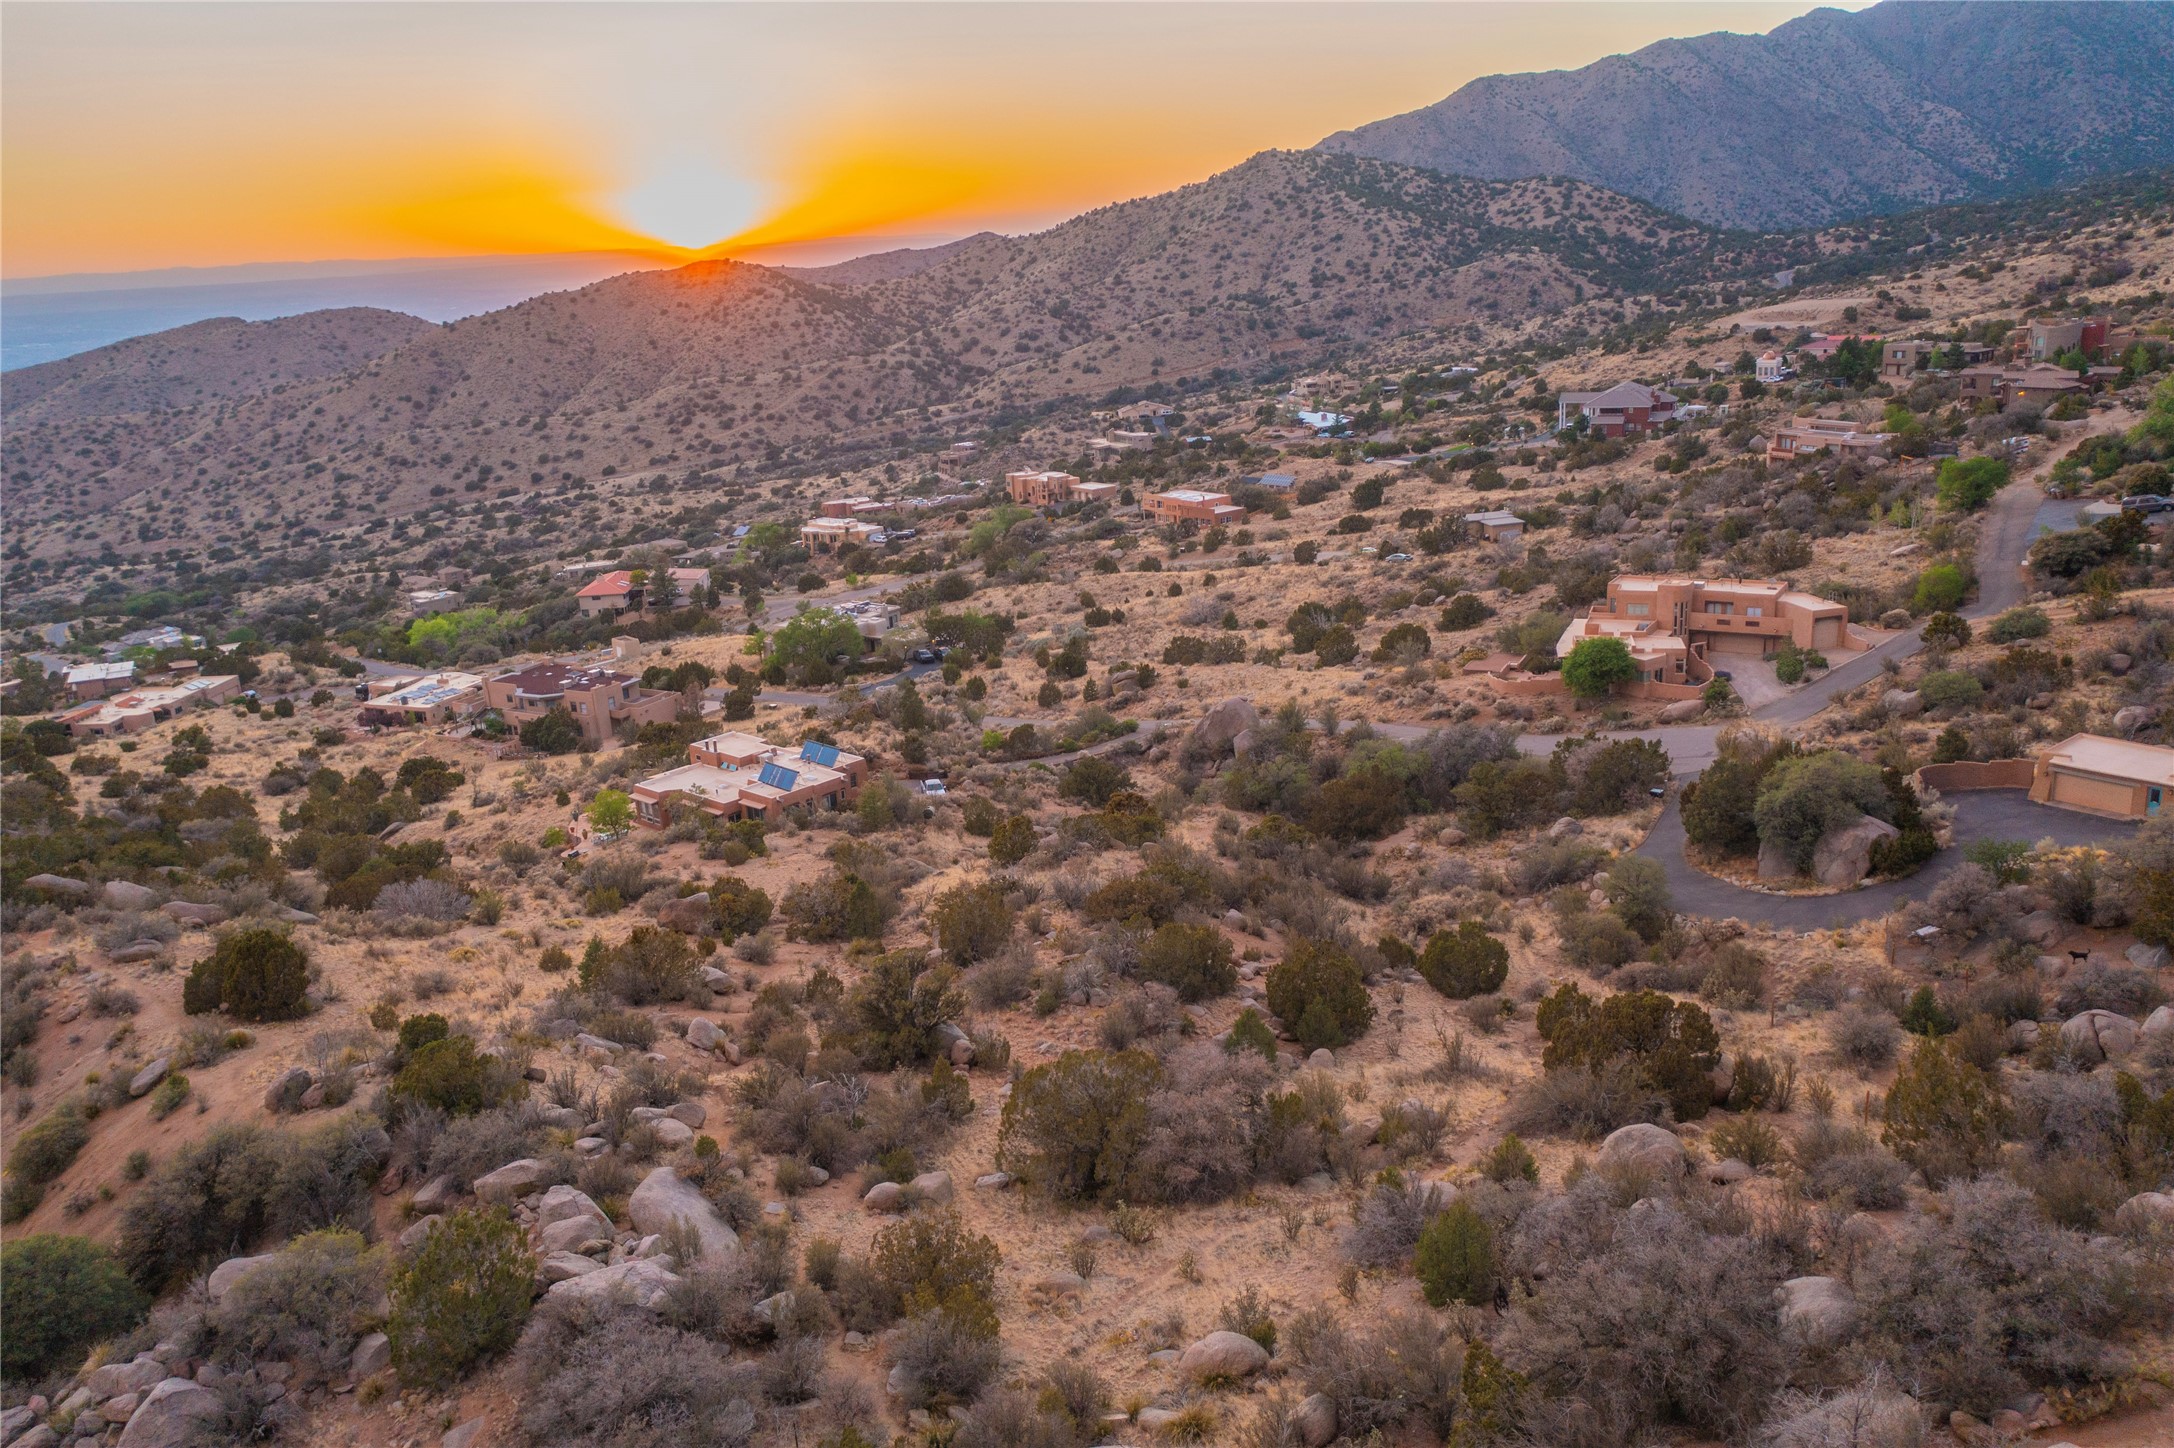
483;662;679;748
1142;489;1245;525
358;670;485;727
800;517;885;553
2029;734;2170;820
629;731;868;826
1005;470;1120;508
1767;416;1895;465
62;674;242;738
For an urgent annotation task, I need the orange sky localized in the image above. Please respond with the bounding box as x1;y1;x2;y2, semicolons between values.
1;2;1839;279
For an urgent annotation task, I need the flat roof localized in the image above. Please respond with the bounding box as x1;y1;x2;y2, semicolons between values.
378;672;483;708
2042;734;2174;789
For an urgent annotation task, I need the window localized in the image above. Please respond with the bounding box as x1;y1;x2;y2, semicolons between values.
1703;602;1733;615
1626;603;1650;617
1745;606;1763;619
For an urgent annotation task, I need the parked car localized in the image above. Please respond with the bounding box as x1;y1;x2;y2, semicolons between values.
1384;553;1413;562
911;647;938;663
921;778;947;796
2121;494;2171;514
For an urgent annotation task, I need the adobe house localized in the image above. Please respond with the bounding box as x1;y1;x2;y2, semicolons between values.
576;570;646;617
483;661;678;748
2029;734;2171;819
357;670;486;727
1141;489;1245;525
629;731;868;826
1462;510;1526;544
62;675;242;738
1767;416;1895;465
800;517;884;553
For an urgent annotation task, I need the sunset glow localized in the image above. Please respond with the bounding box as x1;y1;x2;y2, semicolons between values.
1;2;1840;279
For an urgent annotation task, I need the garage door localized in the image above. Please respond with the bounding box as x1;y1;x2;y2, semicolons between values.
1812;618;1842;648
1703;632;1767;656
2050;771;2135;816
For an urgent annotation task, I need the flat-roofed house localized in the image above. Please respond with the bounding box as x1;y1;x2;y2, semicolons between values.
1755;352;1791;384
1463;510;1526;543
1577;575;1862;660
62;675;242;738
1880;341;1935;380
1555;382;1677;437
820;497;884;518
1957;364;2088;405
1141;489;1246;525
2029;734;2172;819
629;731;868;827
800;517;885;553
1768;416;1895;465
64;660;136;701
483;662;679;748
358;670;485;727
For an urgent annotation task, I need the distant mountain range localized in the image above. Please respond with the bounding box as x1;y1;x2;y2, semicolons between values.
1318;0;2174;231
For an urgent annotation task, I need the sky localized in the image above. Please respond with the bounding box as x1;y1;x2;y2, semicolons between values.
2;1;1837;281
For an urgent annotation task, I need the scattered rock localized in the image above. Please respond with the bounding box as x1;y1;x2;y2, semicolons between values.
2126;942;2171;971
2009;1019;2042;1052
1595;1123;1684;1179
347;1333;390;1382
750;1290;795;1326
863;1181;904;1213
538;1216;611;1255
1880;689;1923;718
573;1137;608;1158
1658;698;1704;722
398;1216;442;1249
1705;1158;1754;1186
274;907;320;925
627;1167;740;1263
1306;1048;1335;1069
1191;698;1261;753
1812;814;1900;889
2059;1010;2140;1063
1776;1275;1858;1348
102;880;160;911
573;1033;621;1057
657;893;711;933
23;873;91;898
973;1172;1014;1191
411;1175;457;1215
544;1258;681;1311
1291;1394;1337;1448
1177;1330;1270;1382
109;939;166;963
2115;1191;2174;1230
2114;705;2155;734
2109;652;2134;676
700;966;735;992
650;1118;695;1149
204;1254;274;1303
2143;1005;2174;1044
115;1379;218;1448
85;1359;166;1400
1028;1271;1086;1302
1547;817;1583;841
540;1251;605;1284
441;1417;487;1448
909;1171;954;1206
686;1017;724;1052
126;1058;171;1098
262;1068;313;1111
473;1159;552;1205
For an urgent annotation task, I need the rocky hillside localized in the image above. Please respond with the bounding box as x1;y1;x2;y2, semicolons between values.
1317;0;2174;230
5;152;1783;558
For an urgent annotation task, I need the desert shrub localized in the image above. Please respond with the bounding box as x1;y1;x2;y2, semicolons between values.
1508;1059;1666;1140
1917;669;1983;710
1881;1037;2007;1186
1566;737;1671;817
1921;611;1971;650
7;1103;89;1189
1134;1046;1271;1205
1218;1284;1278;1354
1224;1006;1278;1062
392;1035;519;1117
987;814;1037;866
1414;1201;1494;1307
1137;921;1236;1002
183;927;311;1022
1853;1174;2160;1412
998;1049;1161;1202
0;1234;148;1380
1537;984;1719;1122
207;1228;384;1381
891;1302;1002;1408
846;950;966;1069
1346;1177;1442;1268
709;878;773;942
584;925;701;1005
373;877;472;923
1482;1134;1539;1184
1828;1004;1902;1069
1697;942;1769;1008
1265;938;1373;1053
1498;1187;1789;1445
1706;1115;1784;1170
1755;1372;1925;1448
1802;1137;1911;1211
1439;592;1495;630
1602;856;1673;942
2055;961;2167;1018
1418;920;1508;999
856;1210;1000;1333
1559;911;1643;974
930;881;1015;965
1058;756;1132;807
1512;840;1607;893
389;1206;532;1388
424;1103;549;1191
515;1300;757;1448
1986;606;2051;644
1283;1308;1463;1441
951;1390;1078;1448
1455;757;1560;838
962;951;1035;1010
1754;752;1889;875
781;868;892;943
959;796;1000;836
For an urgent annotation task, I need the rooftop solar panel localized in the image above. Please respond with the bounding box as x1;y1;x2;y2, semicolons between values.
757;763;799;790
800;741;840;767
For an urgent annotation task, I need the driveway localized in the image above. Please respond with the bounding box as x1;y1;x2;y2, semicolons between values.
1635;788;2136;929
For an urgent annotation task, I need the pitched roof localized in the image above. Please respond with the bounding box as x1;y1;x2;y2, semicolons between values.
576;570;636;598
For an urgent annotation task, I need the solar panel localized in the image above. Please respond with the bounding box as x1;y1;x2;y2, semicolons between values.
800;741;840;767
757;763;799;790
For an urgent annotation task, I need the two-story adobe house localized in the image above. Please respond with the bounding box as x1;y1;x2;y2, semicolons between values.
484;662;680;748
628;731;868;826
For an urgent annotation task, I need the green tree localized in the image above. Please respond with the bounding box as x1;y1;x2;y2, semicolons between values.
769;608;864;675
391;1036;511;1117
1560;636;1637;699
585;788;633;836
0;1235;149;1380
517;708;583;754
929;881;1015;966
987;813;1037;866
1414;1201;1495;1308
1537;983;1721;1121
388;1207;532;1388
1057;755;1132;807
184;928;311;1022
1481;1135;1539;1184
1418;920;1509;999
1602;856;1674;942
1882;1036;2006;1186
1912;563;1968;613
849;949;967;1067
1266;938;1374;1052
1137;922;1237;1003
1934;456;2009;512
710;877;773;941
895;678;932;733
1753;751;1889;874
1921;612;1972;649
997;1049;1162;1203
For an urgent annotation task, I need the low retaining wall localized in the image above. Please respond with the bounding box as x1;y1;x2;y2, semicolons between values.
1915;759;2035;793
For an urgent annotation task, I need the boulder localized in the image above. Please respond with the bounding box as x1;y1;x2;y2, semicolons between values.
2109;652;2134;676
2114;1189;2173;1233
1307;1048;1336;1069
1659;698;1705;723
109;940;166;963
1705;1158;1754;1187
116;1380;218;1448
1028;1271;1087;1302
627;1167;739;1264
398;1216;442;1250
263;1068;313;1111
540;1251;605;1284
23;873;91;898
204;1254;274;1303
2017;912;2064;948
1596;1123;1684;1179
442;1418;487;1448
650;1117;695;1149
667;1101;707;1129
1191;698;1261;753
348;1332;391;1382
544;1257;681;1311
1547;817;1583;841
2126;942;2171;971
1881;689;1923;718
909;1171;954;1206
700;966;736;992
1177;1330;1270;1382
102;880;160;911
84;1359;167;1400
2114;705;2156;734
573;1032;621;1057
2059;1010;2140;1063
1756;837;1799;881
863;1181;905;1213
2142;1005;2174;1044
686;1017;723;1053
1812;815;1900;889
411;1174;457;1214
657;893;711;933
158;902;228;927
275;907;319;925
538;1216;611;1255
2009;1019;2042;1052
473;1158;553;1204
1776;1275;1858;1348
974;1172;1015;1191
127;1058;171;1098
1292;1394;1338;1448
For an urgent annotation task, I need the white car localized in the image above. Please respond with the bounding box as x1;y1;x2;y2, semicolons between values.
920;778;947;796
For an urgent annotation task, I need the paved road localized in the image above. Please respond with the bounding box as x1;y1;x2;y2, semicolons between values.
1636;788;2137;929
